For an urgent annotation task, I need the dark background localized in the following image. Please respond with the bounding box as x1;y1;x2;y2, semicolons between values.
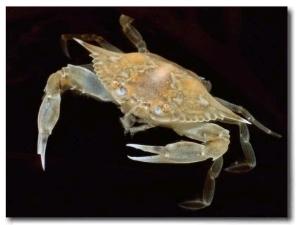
7;7;287;217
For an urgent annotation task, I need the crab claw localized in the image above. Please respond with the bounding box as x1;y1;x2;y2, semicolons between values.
126;141;210;164
37;132;48;170
126;143;165;154
127;155;170;163
126;144;172;163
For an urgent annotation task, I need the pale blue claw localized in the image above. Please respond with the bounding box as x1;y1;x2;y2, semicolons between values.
127;155;171;163
126;143;165;154
126;141;211;164
37;132;48;170
126;143;171;163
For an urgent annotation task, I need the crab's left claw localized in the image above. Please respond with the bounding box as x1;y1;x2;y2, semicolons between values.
38;92;61;171
37;132;49;170
37;64;116;171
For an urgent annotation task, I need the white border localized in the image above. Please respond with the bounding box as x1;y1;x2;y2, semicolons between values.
1;0;297;7
2;1;297;225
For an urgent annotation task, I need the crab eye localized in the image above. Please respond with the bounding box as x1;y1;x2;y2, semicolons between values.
154;103;171;115
116;86;127;96
150;104;173;123
154;105;163;115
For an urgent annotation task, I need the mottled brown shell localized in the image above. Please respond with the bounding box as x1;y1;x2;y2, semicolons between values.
76;39;247;125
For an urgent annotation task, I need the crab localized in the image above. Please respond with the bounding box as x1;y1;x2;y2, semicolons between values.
37;14;281;210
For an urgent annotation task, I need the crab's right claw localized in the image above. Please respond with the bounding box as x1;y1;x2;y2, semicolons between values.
126;144;171;163
126;141;211;164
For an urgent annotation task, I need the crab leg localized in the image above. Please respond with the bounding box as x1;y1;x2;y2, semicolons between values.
119;14;148;53
61;34;123;57
214;97;281;172
127;123;230;210
214;97;282;138
120;109;154;135
179;157;223;210
224;122;256;173
38;64;115;170
128;141;224;210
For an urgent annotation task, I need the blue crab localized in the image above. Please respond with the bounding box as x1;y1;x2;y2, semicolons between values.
37;14;281;210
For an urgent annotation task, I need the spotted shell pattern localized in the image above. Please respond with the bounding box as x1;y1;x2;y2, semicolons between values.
76;40;246;125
